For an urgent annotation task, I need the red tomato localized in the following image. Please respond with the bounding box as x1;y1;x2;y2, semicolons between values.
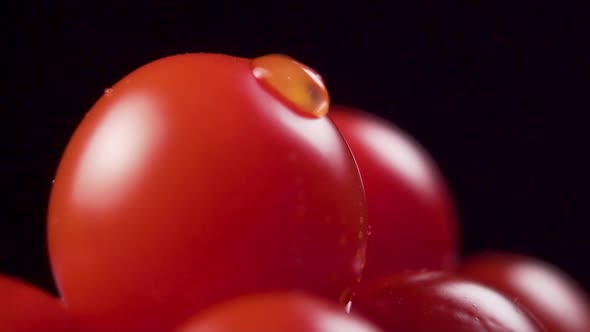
175;291;384;332
48;54;368;332
0;275;77;332
349;271;544;332
330;107;459;278
459;252;590;332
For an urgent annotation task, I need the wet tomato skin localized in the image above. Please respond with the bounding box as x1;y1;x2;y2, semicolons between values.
175;292;384;332
48;54;368;332
330;106;459;278
0;275;77;332
459;252;590;332
349;271;544;332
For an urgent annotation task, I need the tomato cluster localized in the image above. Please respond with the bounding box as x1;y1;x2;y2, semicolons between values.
2;53;589;332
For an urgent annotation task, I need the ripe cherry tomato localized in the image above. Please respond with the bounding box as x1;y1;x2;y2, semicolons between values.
459;252;590;332
175;291;384;332
349;271;544;332
330;107;459;278
0;275;77;332
48;54;368;332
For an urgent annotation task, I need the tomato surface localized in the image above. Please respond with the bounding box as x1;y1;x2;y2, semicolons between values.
175;291;383;332
349;271;544;332
0;275;77;332
330;107;459;278
459;252;590;332
48;54;368;332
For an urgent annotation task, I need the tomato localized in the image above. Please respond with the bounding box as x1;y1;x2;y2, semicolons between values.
349;271;544;332
48;53;368;332
330;107;459;278
350;271;546;332
0;275;77;332
459;252;590;332
175;291;383;332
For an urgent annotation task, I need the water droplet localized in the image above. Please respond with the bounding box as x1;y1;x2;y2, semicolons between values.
367;225;372;236
104;88;113;96
250;54;329;117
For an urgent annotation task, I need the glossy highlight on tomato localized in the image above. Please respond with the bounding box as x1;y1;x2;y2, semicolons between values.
0;275;77;332
459;252;590;332
349;271;544;332
330;106;459;279
48;53;368;332
175;292;384;332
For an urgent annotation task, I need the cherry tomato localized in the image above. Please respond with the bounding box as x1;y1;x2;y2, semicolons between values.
175;291;384;332
459;252;590;332
349;271;544;332
48;54;368;332
330;106;459;278
0;275;77;332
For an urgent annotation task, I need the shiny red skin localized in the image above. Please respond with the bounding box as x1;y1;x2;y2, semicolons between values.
330;107;459;278
350;271;544;332
175;292;384;332
0;275;77;332
48;54;368;332
459;252;590;332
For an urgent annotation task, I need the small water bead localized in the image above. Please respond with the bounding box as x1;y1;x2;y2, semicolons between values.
251;54;330;117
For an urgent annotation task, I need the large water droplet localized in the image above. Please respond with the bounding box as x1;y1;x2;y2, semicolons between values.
250;54;329;117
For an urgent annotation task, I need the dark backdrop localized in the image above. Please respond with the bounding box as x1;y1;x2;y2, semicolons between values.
2;2;589;294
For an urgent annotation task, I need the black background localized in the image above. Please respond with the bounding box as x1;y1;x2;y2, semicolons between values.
1;1;589;295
